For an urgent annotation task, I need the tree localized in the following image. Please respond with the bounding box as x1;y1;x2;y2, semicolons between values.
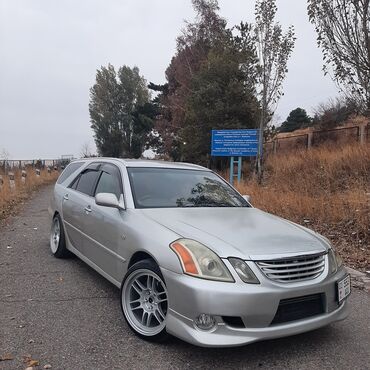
146;82;178;159
151;0;260;165
0;149;11;172
130;102;158;158
89;64;152;158
0;149;10;160
151;0;229;161
80;142;95;158
279;108;312;132
264;113;280;140
182;43;260;165
253;0;296;180
312;96;362;129
308;0;370;113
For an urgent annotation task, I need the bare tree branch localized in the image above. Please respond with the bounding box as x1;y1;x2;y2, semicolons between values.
308;0;370;113
254;0;296;181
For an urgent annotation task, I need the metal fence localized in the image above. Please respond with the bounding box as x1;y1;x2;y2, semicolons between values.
265;122;369;155
0;158;72;175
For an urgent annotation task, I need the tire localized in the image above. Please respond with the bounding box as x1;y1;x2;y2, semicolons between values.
120;259;170;342
50;214;71;258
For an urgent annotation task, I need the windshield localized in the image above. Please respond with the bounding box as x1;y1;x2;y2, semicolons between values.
127;167;249;209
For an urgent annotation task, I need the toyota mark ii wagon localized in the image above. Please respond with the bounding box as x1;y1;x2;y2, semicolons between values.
49;158;350;347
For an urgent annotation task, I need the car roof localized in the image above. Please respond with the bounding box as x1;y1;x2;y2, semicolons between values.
71;158;210;171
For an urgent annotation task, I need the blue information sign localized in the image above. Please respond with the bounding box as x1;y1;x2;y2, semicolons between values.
211;129;258;157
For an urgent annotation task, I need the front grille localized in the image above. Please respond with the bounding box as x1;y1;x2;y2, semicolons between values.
271;293;325;325
255;253;326;283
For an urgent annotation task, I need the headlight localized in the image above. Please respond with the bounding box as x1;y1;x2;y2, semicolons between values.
328;247;343;274
170;239;234;282
228;258;260;284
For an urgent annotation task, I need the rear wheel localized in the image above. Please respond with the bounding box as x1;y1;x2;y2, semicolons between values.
120;259;169;342
50;214;70;258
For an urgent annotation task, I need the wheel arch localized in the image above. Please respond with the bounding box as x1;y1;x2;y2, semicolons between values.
128;251;159;269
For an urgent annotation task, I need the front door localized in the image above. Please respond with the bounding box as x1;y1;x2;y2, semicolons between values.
81;163;126;284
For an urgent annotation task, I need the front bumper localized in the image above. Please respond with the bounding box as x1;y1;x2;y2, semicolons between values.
161;263;350;347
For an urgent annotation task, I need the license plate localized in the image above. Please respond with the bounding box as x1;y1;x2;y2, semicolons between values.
337;274;351;303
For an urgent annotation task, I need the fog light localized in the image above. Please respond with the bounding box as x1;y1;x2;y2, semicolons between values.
194;314;216;331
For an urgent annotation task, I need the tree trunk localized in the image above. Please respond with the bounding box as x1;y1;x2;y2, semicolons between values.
256;91;266;184
256;111;264;183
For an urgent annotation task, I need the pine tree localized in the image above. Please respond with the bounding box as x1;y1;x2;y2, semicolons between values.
279;108;312;133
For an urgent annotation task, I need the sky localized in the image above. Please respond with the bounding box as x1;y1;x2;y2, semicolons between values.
0;0;340;159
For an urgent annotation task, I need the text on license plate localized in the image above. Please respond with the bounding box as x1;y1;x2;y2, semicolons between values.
337;274;351;302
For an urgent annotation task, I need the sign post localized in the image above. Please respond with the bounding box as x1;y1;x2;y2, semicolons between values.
211;129;258;185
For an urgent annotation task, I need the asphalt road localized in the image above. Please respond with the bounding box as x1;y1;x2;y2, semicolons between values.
1;186;369;370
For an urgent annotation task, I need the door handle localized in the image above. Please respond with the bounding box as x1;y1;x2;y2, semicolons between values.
63;194;69;201
84;205;92;213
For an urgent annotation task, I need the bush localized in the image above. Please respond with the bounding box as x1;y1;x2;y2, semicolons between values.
312;97;362;129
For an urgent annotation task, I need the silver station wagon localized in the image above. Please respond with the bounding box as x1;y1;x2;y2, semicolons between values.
49;158;350;347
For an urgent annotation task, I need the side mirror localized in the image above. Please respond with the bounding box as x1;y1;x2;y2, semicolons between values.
95;193;125;210
242;195;251;203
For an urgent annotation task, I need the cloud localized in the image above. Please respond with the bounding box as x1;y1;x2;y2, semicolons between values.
0;0;337;158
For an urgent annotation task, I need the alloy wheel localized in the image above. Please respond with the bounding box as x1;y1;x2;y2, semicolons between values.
122;269;168;336
50;217;60;253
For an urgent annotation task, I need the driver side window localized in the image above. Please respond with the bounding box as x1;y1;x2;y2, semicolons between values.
95;171;121;200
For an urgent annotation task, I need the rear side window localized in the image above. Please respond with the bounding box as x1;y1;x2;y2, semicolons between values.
95;172;121;200
74;170;100;196
57;162;84;184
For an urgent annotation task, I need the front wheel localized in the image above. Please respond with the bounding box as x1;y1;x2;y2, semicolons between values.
120;260;169;342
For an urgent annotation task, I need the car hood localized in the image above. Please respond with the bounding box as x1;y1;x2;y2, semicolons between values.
140;207;329;260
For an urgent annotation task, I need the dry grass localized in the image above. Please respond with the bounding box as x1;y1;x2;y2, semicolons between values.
234;143;370;271
0;168;59;220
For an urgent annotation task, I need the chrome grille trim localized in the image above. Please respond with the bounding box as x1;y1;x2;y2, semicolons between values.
255;253;326;283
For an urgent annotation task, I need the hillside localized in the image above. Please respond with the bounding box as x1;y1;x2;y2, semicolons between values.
236;143;370;271
274;115;368;139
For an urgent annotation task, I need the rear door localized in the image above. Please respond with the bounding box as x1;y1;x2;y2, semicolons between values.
81;163;126;283
61;164;101;255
